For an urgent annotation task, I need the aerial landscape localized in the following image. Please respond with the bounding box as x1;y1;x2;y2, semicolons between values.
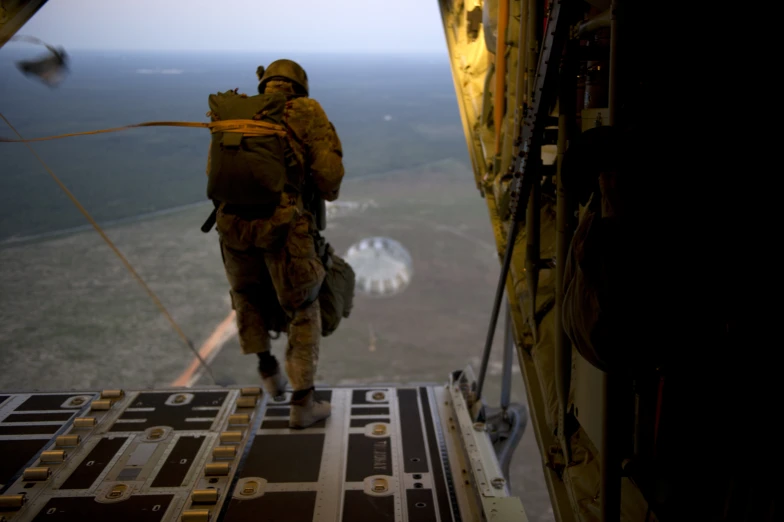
0;40;553;522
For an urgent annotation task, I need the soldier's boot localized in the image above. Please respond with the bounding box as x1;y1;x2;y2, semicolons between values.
289;388;331;429
257;352;287;398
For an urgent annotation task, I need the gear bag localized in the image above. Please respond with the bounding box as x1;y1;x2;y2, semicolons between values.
259;240;355;338
318;244;356;337
206;89;299;205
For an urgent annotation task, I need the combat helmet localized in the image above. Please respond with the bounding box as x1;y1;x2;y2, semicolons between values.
257;59;309;96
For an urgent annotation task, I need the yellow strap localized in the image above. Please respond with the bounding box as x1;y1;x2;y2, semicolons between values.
211;119;287;136
0;119;287;143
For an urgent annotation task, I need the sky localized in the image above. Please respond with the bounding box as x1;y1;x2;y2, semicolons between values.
11;0;449;54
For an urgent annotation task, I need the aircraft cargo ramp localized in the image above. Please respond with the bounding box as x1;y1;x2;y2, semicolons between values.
0;371;525;522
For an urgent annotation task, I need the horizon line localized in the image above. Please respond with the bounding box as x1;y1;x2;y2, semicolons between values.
1;45;448;55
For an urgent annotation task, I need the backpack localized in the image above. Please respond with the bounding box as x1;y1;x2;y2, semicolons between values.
206;89;300;205
318;244;356;337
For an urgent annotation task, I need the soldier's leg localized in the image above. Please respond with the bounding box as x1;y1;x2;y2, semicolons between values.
286;300;330;429
285;298;320;391
220;241;287;396
265;214;328;428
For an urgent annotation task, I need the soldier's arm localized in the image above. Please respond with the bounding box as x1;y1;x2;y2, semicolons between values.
305;100;344;201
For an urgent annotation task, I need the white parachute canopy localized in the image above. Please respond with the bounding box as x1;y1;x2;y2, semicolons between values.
344;237;413;298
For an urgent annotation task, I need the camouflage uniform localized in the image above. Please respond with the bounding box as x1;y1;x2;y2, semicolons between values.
214;78;344;392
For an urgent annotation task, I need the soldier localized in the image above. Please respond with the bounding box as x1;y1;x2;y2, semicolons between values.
214;59;344;428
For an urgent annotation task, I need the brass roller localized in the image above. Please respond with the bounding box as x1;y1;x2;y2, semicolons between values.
192;489;219;503
240;387;261;396
90;399;112;411
372;424;387;436
212;446;236;460
235;396;257;409
0;494;26;509
204;462;230;476
100;389;124;399
40;450;66;463
219;431;243;443
55;434;80;447
227;414;250;426
73;417;97;428
181;509;211;522
22;467;51;481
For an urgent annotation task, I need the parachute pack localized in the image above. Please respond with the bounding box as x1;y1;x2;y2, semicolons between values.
206;89;300;205
258;243;356;338
318;244;356;337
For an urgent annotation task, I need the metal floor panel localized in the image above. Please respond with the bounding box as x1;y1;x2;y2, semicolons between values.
0;386;513;522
